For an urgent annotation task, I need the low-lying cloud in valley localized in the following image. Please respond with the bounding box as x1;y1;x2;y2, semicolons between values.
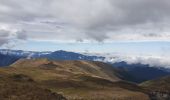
105;55;170;68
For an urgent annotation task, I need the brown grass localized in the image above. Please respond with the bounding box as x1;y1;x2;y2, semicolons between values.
0;59;151;100
0;73;67;100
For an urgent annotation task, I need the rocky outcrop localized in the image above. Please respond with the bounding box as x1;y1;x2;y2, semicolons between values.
149;90;170;100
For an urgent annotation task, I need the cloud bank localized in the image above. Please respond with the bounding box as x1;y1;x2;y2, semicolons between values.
102;54;170;68
0;0;170;44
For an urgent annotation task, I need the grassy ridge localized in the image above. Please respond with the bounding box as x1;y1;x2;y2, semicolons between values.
0;59;150;100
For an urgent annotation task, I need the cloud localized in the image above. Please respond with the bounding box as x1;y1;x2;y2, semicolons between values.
123;56;170;68
0;29;11;46
16;30;27;40
103;54;170;68
0;0;170;42
0;25;27;47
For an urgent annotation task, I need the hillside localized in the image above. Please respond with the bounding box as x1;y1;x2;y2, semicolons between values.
141;76;170;100
0;59;150;100
141;76;170;90
11;59;122;81
0;73;66;100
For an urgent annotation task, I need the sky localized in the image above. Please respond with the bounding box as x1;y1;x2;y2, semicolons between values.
0;0;170;57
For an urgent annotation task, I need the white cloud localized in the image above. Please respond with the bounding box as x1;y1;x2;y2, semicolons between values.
102;54;170;68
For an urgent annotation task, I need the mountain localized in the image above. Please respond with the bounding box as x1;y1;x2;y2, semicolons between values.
0;49;105;66
0;49;52;67
112;61;170;83
0;53;21;67
0;49;51;57
1;59;150;100
0;49;105;61
140;76;170;100
38;50;105;61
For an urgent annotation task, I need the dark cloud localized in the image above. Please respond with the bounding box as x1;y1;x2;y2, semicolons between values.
0;28;27;47
0;29;11;46
16;30;27;40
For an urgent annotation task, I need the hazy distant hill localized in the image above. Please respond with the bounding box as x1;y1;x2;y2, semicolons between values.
0;54;21;67
37;50;105;61
0;49;51;57
0;49;105;61
0;49;104;66
112;61;170;83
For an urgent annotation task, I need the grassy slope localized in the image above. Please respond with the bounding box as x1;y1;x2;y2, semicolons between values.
0;73;66;100
0;59;150;100
140;76;170;91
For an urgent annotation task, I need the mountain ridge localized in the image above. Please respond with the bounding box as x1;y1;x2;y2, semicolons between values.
0;58;150;100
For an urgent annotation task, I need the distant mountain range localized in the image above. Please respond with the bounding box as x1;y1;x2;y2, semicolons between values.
37;50;105;61
0;49;105;66
0;49;170;83
0;53;21;67
0;49;51;57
